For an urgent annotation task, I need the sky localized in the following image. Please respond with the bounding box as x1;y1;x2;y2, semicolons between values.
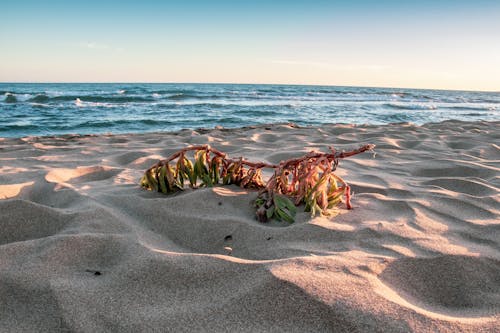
1;0;499;91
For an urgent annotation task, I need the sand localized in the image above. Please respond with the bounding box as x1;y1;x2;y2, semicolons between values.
0;120;499;332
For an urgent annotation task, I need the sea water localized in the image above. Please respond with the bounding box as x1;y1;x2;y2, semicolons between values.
1;83;498;138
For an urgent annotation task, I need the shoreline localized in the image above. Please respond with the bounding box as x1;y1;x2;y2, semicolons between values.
2;118;499;141
1;120;499;332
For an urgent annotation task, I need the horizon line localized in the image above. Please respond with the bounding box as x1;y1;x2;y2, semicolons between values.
0;81;498;94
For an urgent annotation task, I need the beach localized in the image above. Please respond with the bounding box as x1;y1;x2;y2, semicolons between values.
0;120;499;332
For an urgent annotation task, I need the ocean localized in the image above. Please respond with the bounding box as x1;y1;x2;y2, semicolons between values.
1;83;498;138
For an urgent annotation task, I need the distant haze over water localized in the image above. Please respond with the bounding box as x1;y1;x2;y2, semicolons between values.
1;83;499;138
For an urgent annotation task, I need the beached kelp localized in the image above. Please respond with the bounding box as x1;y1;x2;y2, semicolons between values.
141;144;375;223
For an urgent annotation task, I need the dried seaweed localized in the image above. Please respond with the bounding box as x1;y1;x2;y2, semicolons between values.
141;144;375;223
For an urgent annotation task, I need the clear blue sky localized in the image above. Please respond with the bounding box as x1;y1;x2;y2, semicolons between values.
1;0;499;91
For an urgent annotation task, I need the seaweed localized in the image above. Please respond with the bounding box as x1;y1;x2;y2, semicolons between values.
141;144;375;223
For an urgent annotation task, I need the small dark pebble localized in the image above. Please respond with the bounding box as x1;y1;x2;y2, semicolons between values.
224;235;232;241
218;202;222;206
265;127;272;130
266;237;273;240
86;269;102;276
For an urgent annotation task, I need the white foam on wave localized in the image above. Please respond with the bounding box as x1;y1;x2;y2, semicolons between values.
4;93;33;102
74;98;117;108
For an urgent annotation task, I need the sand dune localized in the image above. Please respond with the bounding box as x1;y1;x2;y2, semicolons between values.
0;121;499;332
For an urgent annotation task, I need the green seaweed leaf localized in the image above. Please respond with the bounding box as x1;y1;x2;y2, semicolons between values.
159;165;168;193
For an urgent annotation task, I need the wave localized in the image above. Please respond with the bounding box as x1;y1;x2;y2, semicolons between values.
151;89;198;95
0;119;170;133
382;103;498;112
167;93;217;100
30;103;50;109
24;95;155;104
0;123;38;131
468;98;500;104
231;109;279;117
5;93;158;104
63;119;171;129
164;100;299;108
4;93;18;103
378;113;415;123
442;105;495;112
27;94;51;103
66;95;155;103
383;103;437;111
